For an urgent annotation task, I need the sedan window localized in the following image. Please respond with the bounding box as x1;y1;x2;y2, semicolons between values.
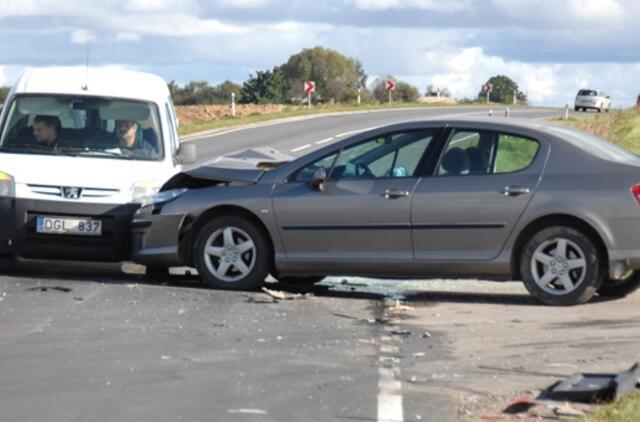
329;130;436;180
438;130;539;176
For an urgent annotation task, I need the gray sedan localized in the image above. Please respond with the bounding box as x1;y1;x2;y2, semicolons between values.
132;118;640;306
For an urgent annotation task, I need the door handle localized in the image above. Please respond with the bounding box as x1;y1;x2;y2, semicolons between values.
500;186;530;196
382;188;410;199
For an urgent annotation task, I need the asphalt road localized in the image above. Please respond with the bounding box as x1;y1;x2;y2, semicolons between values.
186;106;565;166
1;106;582;422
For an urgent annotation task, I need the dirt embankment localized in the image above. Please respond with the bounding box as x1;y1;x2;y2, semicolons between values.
175;104;295;125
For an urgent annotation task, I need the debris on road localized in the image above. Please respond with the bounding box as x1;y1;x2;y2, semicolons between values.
413;352;426;358
387;299;415;313
261;287;311;301
26;286;72;293
421;332;432;338
543;362;640;403
502;397;535;414
227;409;268;415
332;313;390;325
390;329;412;336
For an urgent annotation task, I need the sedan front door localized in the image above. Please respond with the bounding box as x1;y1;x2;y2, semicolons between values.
272;129;439;267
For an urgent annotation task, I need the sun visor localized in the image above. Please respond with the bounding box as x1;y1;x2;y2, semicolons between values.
99;101;150;121
17;97;63;115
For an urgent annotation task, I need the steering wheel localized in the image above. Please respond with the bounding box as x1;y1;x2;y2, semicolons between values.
355;162;373;177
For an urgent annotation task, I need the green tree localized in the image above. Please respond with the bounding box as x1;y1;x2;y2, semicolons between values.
395;82;420;102
168;80;243;105
0;86;10;104
280;46;366;103
239;68;287;104
477;75;527;104
371;76;419;103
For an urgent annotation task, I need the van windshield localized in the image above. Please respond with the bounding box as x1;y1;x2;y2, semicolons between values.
0;95;164;161
577;90;598;96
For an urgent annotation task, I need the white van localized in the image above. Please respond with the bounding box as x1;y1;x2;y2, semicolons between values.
0;67;195;267
574;89;611;112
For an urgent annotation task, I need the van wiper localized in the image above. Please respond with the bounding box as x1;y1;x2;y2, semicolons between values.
60;147;135;159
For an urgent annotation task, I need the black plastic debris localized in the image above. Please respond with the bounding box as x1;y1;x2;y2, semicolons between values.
390;329;412;336
544;362;640;403
26;286;72;293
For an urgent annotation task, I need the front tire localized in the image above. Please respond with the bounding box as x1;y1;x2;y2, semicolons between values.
194;216;271;290
598;271;640;297
520;226;603;306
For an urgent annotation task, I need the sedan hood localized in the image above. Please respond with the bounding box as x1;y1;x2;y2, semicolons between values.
163;147;293;190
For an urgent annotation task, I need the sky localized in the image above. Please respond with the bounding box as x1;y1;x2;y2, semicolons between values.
1;0;639;106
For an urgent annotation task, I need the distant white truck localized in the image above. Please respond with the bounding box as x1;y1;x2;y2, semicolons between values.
574;89;611;112
0;67;195;269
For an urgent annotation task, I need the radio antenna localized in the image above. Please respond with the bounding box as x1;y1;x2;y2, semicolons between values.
81;48;90;91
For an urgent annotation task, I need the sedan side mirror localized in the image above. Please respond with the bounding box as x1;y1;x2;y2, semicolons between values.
309;168;327;191
177;143;196;165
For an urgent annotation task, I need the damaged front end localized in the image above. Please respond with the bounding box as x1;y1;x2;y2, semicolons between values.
162;147;293;190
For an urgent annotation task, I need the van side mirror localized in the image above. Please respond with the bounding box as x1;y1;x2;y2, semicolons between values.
309;168;327;191
177;143;196;165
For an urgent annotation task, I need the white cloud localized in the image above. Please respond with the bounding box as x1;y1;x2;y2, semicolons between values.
352;0;471;11
114;32;142;42
218;0;268;8
0;66;7;86
70;29;97;44
125;0;175;12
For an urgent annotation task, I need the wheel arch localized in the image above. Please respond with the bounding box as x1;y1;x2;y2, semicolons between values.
179;204;275;267
510;214;609;280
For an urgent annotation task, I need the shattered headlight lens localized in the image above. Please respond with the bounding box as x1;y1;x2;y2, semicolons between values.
139;188;188;208
130;179;163;203
0;171;15;198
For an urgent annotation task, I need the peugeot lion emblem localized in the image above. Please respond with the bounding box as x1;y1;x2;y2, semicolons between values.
62;186;83;199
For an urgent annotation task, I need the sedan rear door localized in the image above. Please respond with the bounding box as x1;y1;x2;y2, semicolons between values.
411;127;548;261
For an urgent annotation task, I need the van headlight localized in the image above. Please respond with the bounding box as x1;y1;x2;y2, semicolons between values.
130;179;163;203
0;171;15;198
139;188;188;208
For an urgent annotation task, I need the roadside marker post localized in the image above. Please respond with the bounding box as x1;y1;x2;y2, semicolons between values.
386;80;396;103
513;89;517;105
231;92;236;117
304;80;315;110
505;107;510;117
489;109;493;117
357;87;361;105
483;82;493;104
565;103;570;120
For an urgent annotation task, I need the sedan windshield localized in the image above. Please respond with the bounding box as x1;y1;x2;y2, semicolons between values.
0;95;163;161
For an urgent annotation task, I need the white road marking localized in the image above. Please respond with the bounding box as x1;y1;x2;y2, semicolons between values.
290;144;312;153
315;136;334;144
335;126;379;138
377;326;404;422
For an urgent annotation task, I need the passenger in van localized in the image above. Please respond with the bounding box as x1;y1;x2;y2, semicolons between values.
114;120;158;158
31;115;62;147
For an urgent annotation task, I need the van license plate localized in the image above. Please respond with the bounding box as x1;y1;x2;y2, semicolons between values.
36;216;102;236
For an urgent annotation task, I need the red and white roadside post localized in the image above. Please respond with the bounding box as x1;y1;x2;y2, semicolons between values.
386;80;396;103
304;80;315;109
483;82;493;104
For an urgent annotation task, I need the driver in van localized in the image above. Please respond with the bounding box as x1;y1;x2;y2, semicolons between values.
114;119;157;158
32;115;62;147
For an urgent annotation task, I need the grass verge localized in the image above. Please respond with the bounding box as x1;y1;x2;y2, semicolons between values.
555;108;640;154
581;393;640;421
178;102;466;136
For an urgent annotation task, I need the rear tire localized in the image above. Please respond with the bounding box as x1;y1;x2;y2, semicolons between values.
520;226;604;306
598;272;640;297
194;216;271;290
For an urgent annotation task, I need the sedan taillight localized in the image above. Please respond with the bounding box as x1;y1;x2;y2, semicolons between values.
631;185;640;206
